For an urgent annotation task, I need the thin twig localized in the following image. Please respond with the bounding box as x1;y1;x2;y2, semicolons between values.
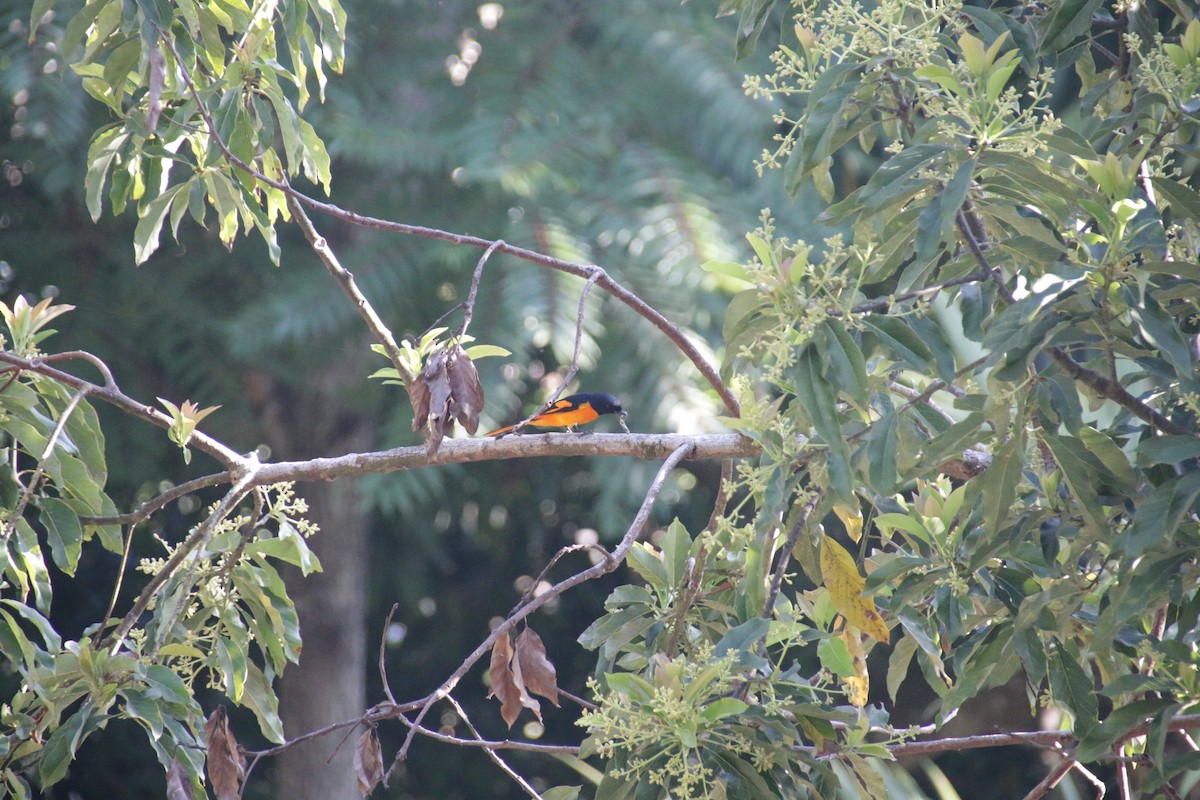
35;350;119;389
503;268;607;436
80;471;232;526
762;493;820;621
392;715;580;755
705;459;732;535
286;196;413;382
5;387;89;540
104;467;260;652
379;603;401;706
443;695;545;800
460;240;504;339
100;524;134;631
516;543;614;610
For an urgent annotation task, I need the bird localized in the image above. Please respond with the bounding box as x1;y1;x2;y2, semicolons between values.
484;393;626;437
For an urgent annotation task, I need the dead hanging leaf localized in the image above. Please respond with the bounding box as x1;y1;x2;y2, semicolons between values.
515;628;559;707
819;534;890;644
354;728;384;797
446;345;484;434
415;345;486;455
166;758;196;800
204;707;244;800
407;377;431;432
487;631;524;727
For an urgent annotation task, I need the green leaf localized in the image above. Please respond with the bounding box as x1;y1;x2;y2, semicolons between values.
462;344;510;359
861;316;932;371
863;555;931;594
979;428;1025;538
1151;176;1200;222
40;701;100;787
714;617;770;658
786;62;863;196
1041;434;1111;537
913;157;975;272
1125;471;1200;557
12;519;51;613
84;127;129;221
2;599;61;650
864;407;899;492
887;634;918;702
242;661;285;743
701;697;749;723
603;672;655;702
626;542;669;590
1048;642;1098;737
134;184;188;265
1039;0;1103;54
39;498;83;576
540;787;581;800
1076;425;1135;491
217;636;248;703
1125;290;1198;390
817;635;854;678
820;320;868;406
1136;435;1200;466
913;411;987;475
794;347;854;501
1075;699;1176;763
577;606;654;653
660;519;691;591
121;688;165;739
143;664;195;711
734;0;778;60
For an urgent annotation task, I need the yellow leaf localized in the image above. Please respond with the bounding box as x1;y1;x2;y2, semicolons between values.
841;628;870;708
820;535;890;644
832;502;863;543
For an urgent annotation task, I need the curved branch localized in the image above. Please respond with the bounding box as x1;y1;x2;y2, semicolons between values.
0;352;249;471
163;29;738;419
79;472;232;526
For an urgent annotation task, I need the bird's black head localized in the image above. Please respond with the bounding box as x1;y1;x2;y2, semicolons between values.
576;392;625;417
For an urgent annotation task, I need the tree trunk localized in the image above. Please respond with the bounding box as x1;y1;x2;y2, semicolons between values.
249;356;374;800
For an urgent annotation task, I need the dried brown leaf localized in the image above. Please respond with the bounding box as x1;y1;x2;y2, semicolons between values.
166;758;196;800
204;707;244;800
422;350;454;455
446;346;484;434
354;728;384;797
515;628;559;707
407;377;431;432
487;631;524;727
